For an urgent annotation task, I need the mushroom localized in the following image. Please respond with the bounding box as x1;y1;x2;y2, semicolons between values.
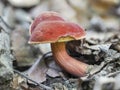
30;11;65;34
29;12;92;76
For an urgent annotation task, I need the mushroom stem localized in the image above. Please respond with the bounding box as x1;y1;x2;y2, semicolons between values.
51;42;89;76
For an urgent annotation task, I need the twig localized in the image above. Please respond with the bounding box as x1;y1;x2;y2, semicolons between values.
0;16;11;33
14;69;53;90
41;51;52;60
107;71;120;77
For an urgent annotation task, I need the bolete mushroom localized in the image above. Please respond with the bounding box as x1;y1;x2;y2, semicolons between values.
30;11;65;34
29;11;92;76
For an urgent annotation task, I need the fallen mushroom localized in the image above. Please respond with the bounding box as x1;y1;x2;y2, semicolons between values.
29;11;93;76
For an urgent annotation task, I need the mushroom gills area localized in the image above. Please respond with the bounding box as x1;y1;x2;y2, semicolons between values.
51;42;88;76
57;36;74;42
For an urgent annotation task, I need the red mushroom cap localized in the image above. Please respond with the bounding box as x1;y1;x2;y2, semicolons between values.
30;11;65;34
29;21;86;44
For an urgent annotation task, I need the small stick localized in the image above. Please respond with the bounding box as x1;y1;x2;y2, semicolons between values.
14;69;53;90
0;16;11;33
107;71;120;77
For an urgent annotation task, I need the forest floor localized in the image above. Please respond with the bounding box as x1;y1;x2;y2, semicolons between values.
0;0;120;90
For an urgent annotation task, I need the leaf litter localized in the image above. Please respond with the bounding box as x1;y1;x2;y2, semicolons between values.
0;0;120;89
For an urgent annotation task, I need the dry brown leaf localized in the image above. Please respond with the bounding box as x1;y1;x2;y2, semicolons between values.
46;68;60;78
27;58;48;83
